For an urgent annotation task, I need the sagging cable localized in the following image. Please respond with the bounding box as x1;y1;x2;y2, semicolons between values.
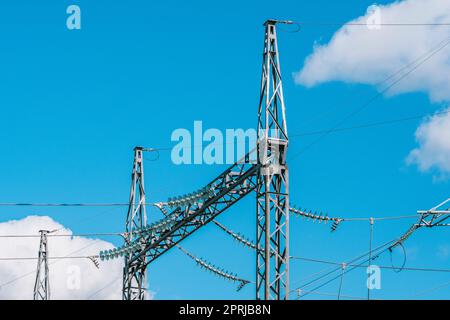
88;256;100;269
176;244;250;292
389;223;420;250
290;207;343;232
389;242;407;273
99;212;185;261
212;220;257;251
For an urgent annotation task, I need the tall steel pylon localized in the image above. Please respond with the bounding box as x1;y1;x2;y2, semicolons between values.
33;230;50;300
256;19;290;300
123;146;148;300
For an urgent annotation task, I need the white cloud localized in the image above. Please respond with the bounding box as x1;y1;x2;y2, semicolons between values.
407;108;450;177
0;216;124;300
295;0;450;175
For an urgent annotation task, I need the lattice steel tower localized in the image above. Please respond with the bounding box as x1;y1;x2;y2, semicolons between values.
256;19;290;300
123;146;148;300
33;230;50;300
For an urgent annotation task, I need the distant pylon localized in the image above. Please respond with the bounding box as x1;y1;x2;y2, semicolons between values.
256;19;290;300
123;146;148;300
33;230;50;300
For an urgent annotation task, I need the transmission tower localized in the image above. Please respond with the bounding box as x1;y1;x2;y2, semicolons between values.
104;20;292;301
123;146;148;300
33;230;50;300
256;19;290;300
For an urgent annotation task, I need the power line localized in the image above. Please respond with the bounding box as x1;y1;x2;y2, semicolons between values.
291;256;450;273
87;274;123;300
292;207;418;222
292;198;450;299
296;289;372;300
337;263;346;300
0;241;100;289
290;109;450;138
294;22;450;27
368;218;374;300
291;238;450;300
0;201;427;223
408;279;450;299
109;108;450;154
0;204;123;295
292;238;396;296
0;203;131;207
294;265;338;285
0;202;173;208
0;255;98;261
0;232;123;238
298;240;402;299
277;20;450;34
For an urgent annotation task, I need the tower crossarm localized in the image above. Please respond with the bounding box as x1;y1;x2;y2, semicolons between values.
390;198;450;249
416;198;450;227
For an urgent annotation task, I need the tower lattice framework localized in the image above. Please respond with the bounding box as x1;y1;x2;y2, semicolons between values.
33;230;50;300
123;146;148;300
256;19;290;300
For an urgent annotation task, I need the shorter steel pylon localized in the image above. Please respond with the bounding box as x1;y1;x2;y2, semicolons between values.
33;230;50;300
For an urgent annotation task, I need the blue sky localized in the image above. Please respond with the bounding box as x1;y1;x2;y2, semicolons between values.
0;0;449;299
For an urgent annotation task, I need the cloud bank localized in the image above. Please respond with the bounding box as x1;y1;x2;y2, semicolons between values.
0;216;123;299
295;0;450;176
